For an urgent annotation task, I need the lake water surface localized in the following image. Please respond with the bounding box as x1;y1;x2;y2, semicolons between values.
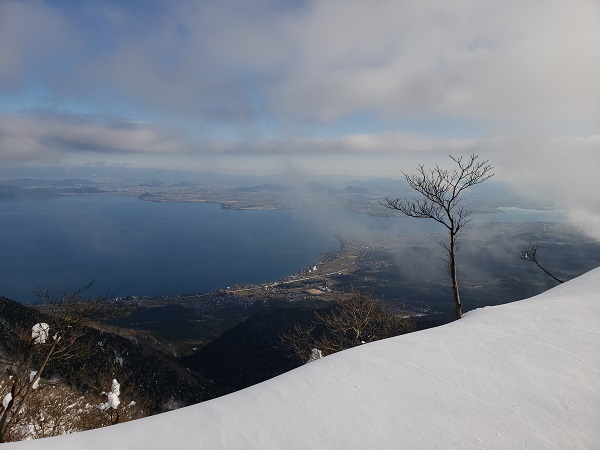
0;196;567;302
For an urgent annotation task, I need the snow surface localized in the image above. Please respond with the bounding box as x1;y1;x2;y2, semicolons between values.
31;323;49;344
7;268;600;449
29;371;39;390
2;393;12;410
99;379;121;411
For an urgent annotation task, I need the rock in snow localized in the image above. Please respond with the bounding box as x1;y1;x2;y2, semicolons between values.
7;268;600;449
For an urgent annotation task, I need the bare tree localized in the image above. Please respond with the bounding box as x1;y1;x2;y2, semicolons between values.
283;291;414;364
0;377;81;440
520;243;564;284
0;372;148;441
382;154;494;320
0;283;125;442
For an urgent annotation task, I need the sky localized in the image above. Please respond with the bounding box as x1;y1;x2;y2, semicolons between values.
7;267;600;449
0;0;599;236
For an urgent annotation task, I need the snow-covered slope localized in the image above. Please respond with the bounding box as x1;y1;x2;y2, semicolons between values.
8;268;600;449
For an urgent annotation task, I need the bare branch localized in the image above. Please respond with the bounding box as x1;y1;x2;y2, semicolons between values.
382;154;494;319
520;243;564;284
282;291;414;364
0;283;131;442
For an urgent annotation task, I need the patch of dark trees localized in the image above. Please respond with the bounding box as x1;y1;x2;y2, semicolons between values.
0;297;217;414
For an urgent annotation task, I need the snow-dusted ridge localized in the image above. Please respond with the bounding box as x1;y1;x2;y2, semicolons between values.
8;268;600;449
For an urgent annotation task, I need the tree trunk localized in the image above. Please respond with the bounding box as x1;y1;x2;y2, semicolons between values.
449;233;462;320
0;405;10;442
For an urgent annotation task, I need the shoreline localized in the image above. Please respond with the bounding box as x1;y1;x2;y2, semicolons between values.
126;241;354;306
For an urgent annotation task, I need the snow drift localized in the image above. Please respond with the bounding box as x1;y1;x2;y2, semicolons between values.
7;268;600;449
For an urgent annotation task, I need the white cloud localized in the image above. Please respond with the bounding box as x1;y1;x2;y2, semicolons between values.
0;0;81;90
489;134;600;206
485;134;600;240
0;114;189;164
275;0;600;123
568;209;600;242
0;112;475;163
1;1;598;239
2;0;598;127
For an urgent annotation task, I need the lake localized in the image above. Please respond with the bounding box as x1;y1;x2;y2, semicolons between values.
0;196;567;302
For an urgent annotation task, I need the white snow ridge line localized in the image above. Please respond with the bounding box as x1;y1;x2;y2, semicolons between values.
8;267;600;450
